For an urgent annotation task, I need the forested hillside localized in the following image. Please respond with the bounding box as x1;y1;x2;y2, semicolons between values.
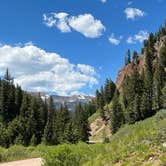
0;70;91;147
93;21;166;135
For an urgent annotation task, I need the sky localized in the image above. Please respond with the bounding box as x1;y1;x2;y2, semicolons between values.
0;0;165;96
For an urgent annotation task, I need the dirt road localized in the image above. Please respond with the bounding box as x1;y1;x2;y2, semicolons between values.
0;158;42;166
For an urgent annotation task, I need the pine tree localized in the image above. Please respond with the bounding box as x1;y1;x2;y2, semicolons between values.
56;104;70;143
153;58;163;110
133;51;139;65
104;78;116;104
141;41;154;118
159;44;166;87
15;85;23;115
162;83;166;108
83;101;96;118
125;49;131;65
96;87;105;118
122;67;143;123
43;96;56;145
19;93;32;146
110;90;124;134
73;103;90;142
29;96;44;145
0;69;16;124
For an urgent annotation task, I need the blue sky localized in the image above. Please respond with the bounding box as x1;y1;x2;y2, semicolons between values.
0;0;165;95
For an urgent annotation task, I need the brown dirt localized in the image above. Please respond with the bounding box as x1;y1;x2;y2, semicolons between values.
89;117;111;143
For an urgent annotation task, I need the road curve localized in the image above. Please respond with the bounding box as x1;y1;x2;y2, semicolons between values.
0;158;42;166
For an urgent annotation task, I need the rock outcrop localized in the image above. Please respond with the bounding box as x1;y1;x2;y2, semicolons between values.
116;36;166;91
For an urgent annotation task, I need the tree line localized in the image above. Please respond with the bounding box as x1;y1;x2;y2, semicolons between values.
0;70;90;147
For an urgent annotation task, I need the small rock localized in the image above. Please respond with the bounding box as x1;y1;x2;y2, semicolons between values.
149;157;153;161
141;140;151;145
162;142;166;148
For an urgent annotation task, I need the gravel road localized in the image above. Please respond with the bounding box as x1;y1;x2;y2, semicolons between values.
0;158;42;166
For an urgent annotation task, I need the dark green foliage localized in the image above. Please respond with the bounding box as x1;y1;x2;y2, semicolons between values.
159;44;166;85
56;104;70;143
141;40;154;118
83;100;96;118
162;83;166;108
153;58;163;110
73;103;90;142
15;85;23;116
125;49;131;65
133;51;139;65
43;96;56;145
96;88;105;118
95;78;116;118
110;90;124;134
0;69;16;124
104;79;116;104
122;68;143;123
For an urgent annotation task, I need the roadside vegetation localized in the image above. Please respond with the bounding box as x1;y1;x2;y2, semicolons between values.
0;109;165;165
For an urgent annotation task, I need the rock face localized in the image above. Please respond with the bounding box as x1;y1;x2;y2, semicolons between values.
116;55;145;91
116;36;166;91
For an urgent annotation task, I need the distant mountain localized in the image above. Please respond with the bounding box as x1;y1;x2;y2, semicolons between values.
35;93;93;111
51;95;93;111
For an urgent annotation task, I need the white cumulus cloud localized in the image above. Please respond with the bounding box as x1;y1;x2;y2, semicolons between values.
43;12;71;32
0;43;98;95
43;13;105;38
124;8;145;20
108;34;122;45
127;30;149;44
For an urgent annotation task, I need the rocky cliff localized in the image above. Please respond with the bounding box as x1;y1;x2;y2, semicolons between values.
116;36;166;91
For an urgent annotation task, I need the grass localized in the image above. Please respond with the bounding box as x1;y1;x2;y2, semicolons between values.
0;109;166;166
88;110;100;123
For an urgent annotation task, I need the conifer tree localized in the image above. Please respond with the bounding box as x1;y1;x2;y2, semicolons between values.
15;85;23;115
0;69;16;124
96;88;105;118
56;104;70;143
141;41;154;117
133;51;139;65
43;96;56;145
159;44;166;87
110;90;124;134
162;83;166;108
30;96;44;145
73;103;90;142
19;93;32;146
153;58;163;110
104;78;116;104
125;49;131;65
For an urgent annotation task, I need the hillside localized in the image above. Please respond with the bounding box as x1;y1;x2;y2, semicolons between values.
88;111;111;143
0;109;165;165
116;35;166;91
